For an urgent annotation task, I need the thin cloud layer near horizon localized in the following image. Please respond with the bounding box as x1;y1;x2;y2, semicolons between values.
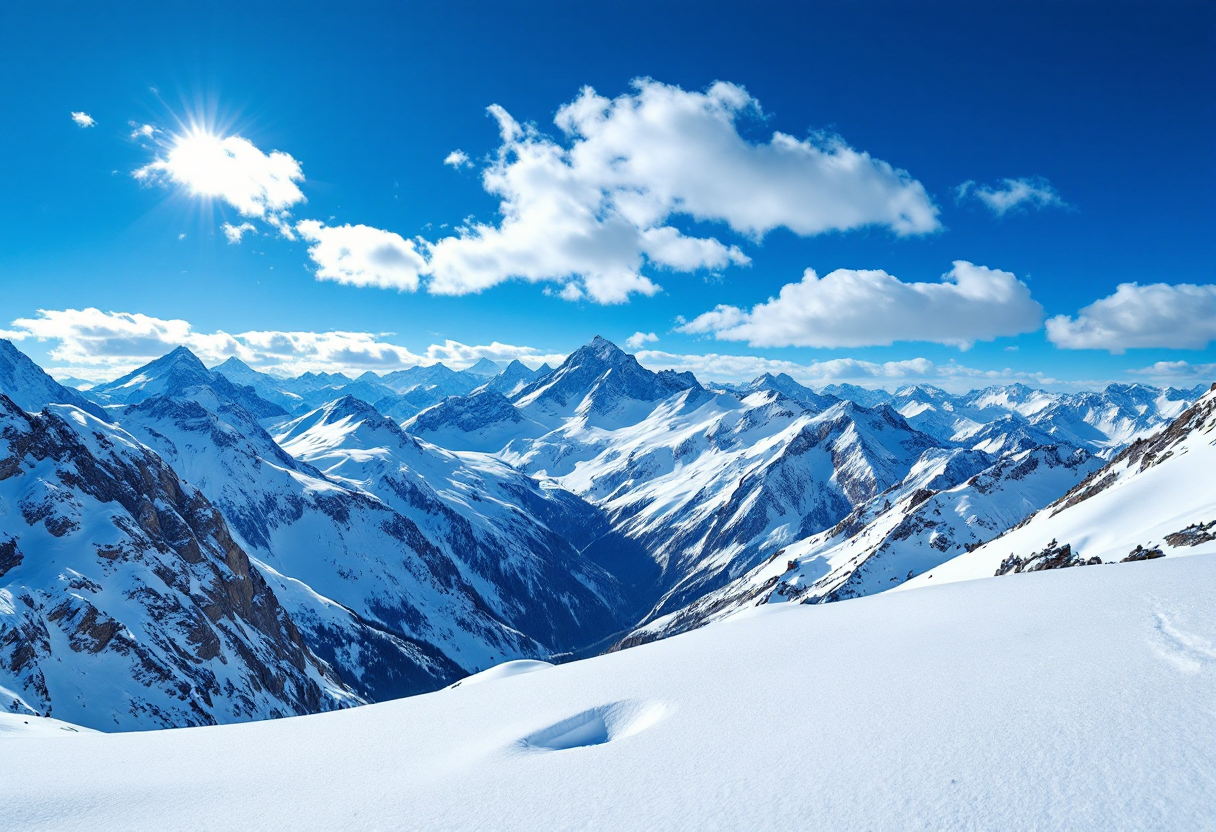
2;1;1213;390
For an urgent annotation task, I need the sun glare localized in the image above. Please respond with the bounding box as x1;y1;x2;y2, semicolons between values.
141;121;306;220
165;127;236;201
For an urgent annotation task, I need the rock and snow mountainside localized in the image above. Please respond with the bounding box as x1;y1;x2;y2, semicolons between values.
417;338;945;629
2;334;1213;743
272;396;631;652
116;391;542;703
631;443;1105;642
905;383;1216;587
405;337;1206;641
211;357;308;413
0;339;110;422
5;553;1214;831
0;395;353;730
474;359;543;397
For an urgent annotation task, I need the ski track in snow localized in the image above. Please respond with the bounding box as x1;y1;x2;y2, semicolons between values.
1150;606;1216;674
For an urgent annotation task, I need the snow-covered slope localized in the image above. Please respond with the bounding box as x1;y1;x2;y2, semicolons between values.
0;395;354;730
211;357;307;412
0;339;110;422
739;372;838;413
4;553;1214;830
638;443;1105;641
273;396;632;652
405;389;549;452
905;383;1216;588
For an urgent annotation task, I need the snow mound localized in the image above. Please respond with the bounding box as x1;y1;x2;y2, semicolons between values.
448;659;554;688
0;713;96;737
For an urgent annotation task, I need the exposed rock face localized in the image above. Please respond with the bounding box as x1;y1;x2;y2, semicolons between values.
0;394;353;730
994;540;1101;575
1121;545;1165;563
1164;521;1216;548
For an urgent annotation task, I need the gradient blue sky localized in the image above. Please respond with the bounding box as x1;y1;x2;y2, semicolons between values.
1;0;1213;389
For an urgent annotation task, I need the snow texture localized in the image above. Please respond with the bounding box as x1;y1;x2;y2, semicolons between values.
2;554;1214;830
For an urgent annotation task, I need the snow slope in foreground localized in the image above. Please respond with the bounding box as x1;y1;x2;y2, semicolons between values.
4;554;1215;831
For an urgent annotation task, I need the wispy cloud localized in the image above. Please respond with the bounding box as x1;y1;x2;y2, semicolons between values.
635;349;1065;392
6;308;560;378
70;111;96;128
1127;360;1216;383
625;331;658;349
678;261;1043;349
222;222;257;244
956;176;1067;216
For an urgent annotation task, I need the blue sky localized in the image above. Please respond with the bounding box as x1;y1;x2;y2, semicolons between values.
1;0;1213;390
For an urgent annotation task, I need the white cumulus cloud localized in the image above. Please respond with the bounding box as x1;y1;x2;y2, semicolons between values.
296;221;427;291
71;111;96;128
956;176;1067;216
128;81;941;306
1046;282;1216;353
11;308;201;366
678;261;1044;349
422;80;936;303
625;331;658;349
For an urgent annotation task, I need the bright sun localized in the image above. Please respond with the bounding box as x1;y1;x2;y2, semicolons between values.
164;128;237;200
144;125;305;219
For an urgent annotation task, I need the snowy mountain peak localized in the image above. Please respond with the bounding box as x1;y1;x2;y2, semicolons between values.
576;335;631;367
512;336;700;421
91;346;211;400
464;357;503;378
0;338;111;421
744;372;837;412
89;347;288;418
213;356;258;378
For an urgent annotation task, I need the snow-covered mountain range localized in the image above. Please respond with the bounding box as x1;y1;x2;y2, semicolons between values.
1;335;1212;731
